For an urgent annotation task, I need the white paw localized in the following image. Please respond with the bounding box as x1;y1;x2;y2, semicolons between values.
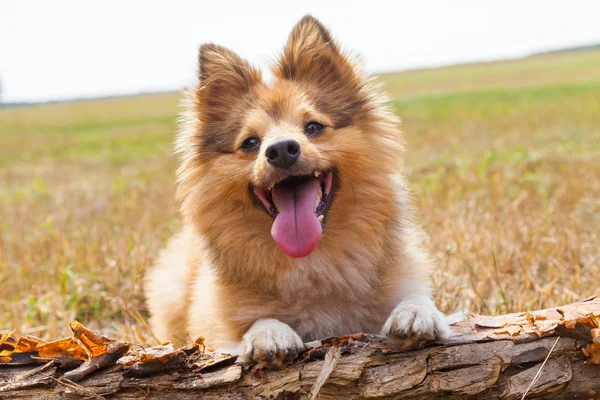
238;319;305;368
382;296;451;342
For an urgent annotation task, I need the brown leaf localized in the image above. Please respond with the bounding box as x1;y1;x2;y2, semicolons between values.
332;333;366;346
524;312;535;326
563;319;577;329
589;313;600;328
583;328;600;365
191;353;236;372
0;331;17;362
122;344;185;378
36;337;88;361
0;336;47;365
14;335;46;353
194;336;206;352
494;325;522;336
70;320;115;358
63;341;130;382
475;315;509;328
0;331;16;352
118;343;177;366
144;343;177;363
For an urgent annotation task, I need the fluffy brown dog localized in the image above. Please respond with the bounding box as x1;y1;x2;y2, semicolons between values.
145;15;450;367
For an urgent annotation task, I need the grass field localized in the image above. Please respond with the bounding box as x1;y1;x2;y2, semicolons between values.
1;50;599;343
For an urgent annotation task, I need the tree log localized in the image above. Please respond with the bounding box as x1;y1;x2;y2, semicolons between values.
1;298;600;399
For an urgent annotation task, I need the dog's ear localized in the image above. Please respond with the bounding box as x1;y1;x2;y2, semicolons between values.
273;15;359;90
193;44;262;154
197;43;262;120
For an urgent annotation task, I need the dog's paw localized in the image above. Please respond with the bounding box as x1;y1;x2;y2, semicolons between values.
238;319;305;368
382;295;451;342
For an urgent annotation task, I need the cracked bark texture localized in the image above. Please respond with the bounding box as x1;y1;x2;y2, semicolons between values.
1;298;600;399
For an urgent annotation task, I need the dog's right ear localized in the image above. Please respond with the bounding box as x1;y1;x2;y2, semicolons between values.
196;44;262;120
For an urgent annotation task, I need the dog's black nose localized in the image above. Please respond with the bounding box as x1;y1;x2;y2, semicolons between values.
265;139;301;169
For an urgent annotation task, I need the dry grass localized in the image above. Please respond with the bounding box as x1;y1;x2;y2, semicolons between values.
1;50;599;343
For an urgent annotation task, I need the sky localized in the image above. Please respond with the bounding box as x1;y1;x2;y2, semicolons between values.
1;0;599;103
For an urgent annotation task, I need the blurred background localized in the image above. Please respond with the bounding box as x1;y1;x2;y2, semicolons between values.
1;0;599;342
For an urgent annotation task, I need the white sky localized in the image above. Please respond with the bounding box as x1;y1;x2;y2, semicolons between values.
1;0;599;103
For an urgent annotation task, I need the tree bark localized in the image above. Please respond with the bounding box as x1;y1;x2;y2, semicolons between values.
1;297;600;399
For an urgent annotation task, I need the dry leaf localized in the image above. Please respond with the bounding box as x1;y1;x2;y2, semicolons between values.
118;343;177;366
144;343;177;364
70;320;115;358
332;333;366;346
494;325;522;336
194;336;206;352
14;335;46;353
475;315;509;328
524;312;535;326
191;353;236;372
36;337;88;361
0;331;17;362
583;328;600;365
589;313;599;328
63;341;130;382
0;330;16;350
121;344;185;378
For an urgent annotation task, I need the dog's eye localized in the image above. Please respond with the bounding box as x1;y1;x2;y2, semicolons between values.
304;121;325;137
241;137;261;151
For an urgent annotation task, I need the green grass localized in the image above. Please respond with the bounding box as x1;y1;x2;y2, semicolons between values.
1;50;599;341
380;49;600;98
0;94;180;165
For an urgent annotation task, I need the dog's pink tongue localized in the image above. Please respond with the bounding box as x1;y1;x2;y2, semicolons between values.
271;178;322;258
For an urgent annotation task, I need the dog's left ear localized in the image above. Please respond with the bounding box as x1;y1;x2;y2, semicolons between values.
274;15;360;90
274;16;366;128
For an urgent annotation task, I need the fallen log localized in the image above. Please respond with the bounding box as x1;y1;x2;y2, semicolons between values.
1;298;600;399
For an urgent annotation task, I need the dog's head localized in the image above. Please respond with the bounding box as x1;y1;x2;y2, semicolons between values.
177;16;403;261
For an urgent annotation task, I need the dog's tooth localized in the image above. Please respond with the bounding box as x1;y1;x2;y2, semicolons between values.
315;187;322;210
314;171;320;178
317;215;324;222
268;183;274;191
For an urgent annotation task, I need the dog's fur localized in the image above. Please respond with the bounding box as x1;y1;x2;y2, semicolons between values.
145;16;450;366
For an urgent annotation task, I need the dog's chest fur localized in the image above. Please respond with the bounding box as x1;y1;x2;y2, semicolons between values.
268;250;393;340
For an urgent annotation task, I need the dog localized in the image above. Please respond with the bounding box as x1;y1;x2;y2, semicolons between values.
145;15;450;367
